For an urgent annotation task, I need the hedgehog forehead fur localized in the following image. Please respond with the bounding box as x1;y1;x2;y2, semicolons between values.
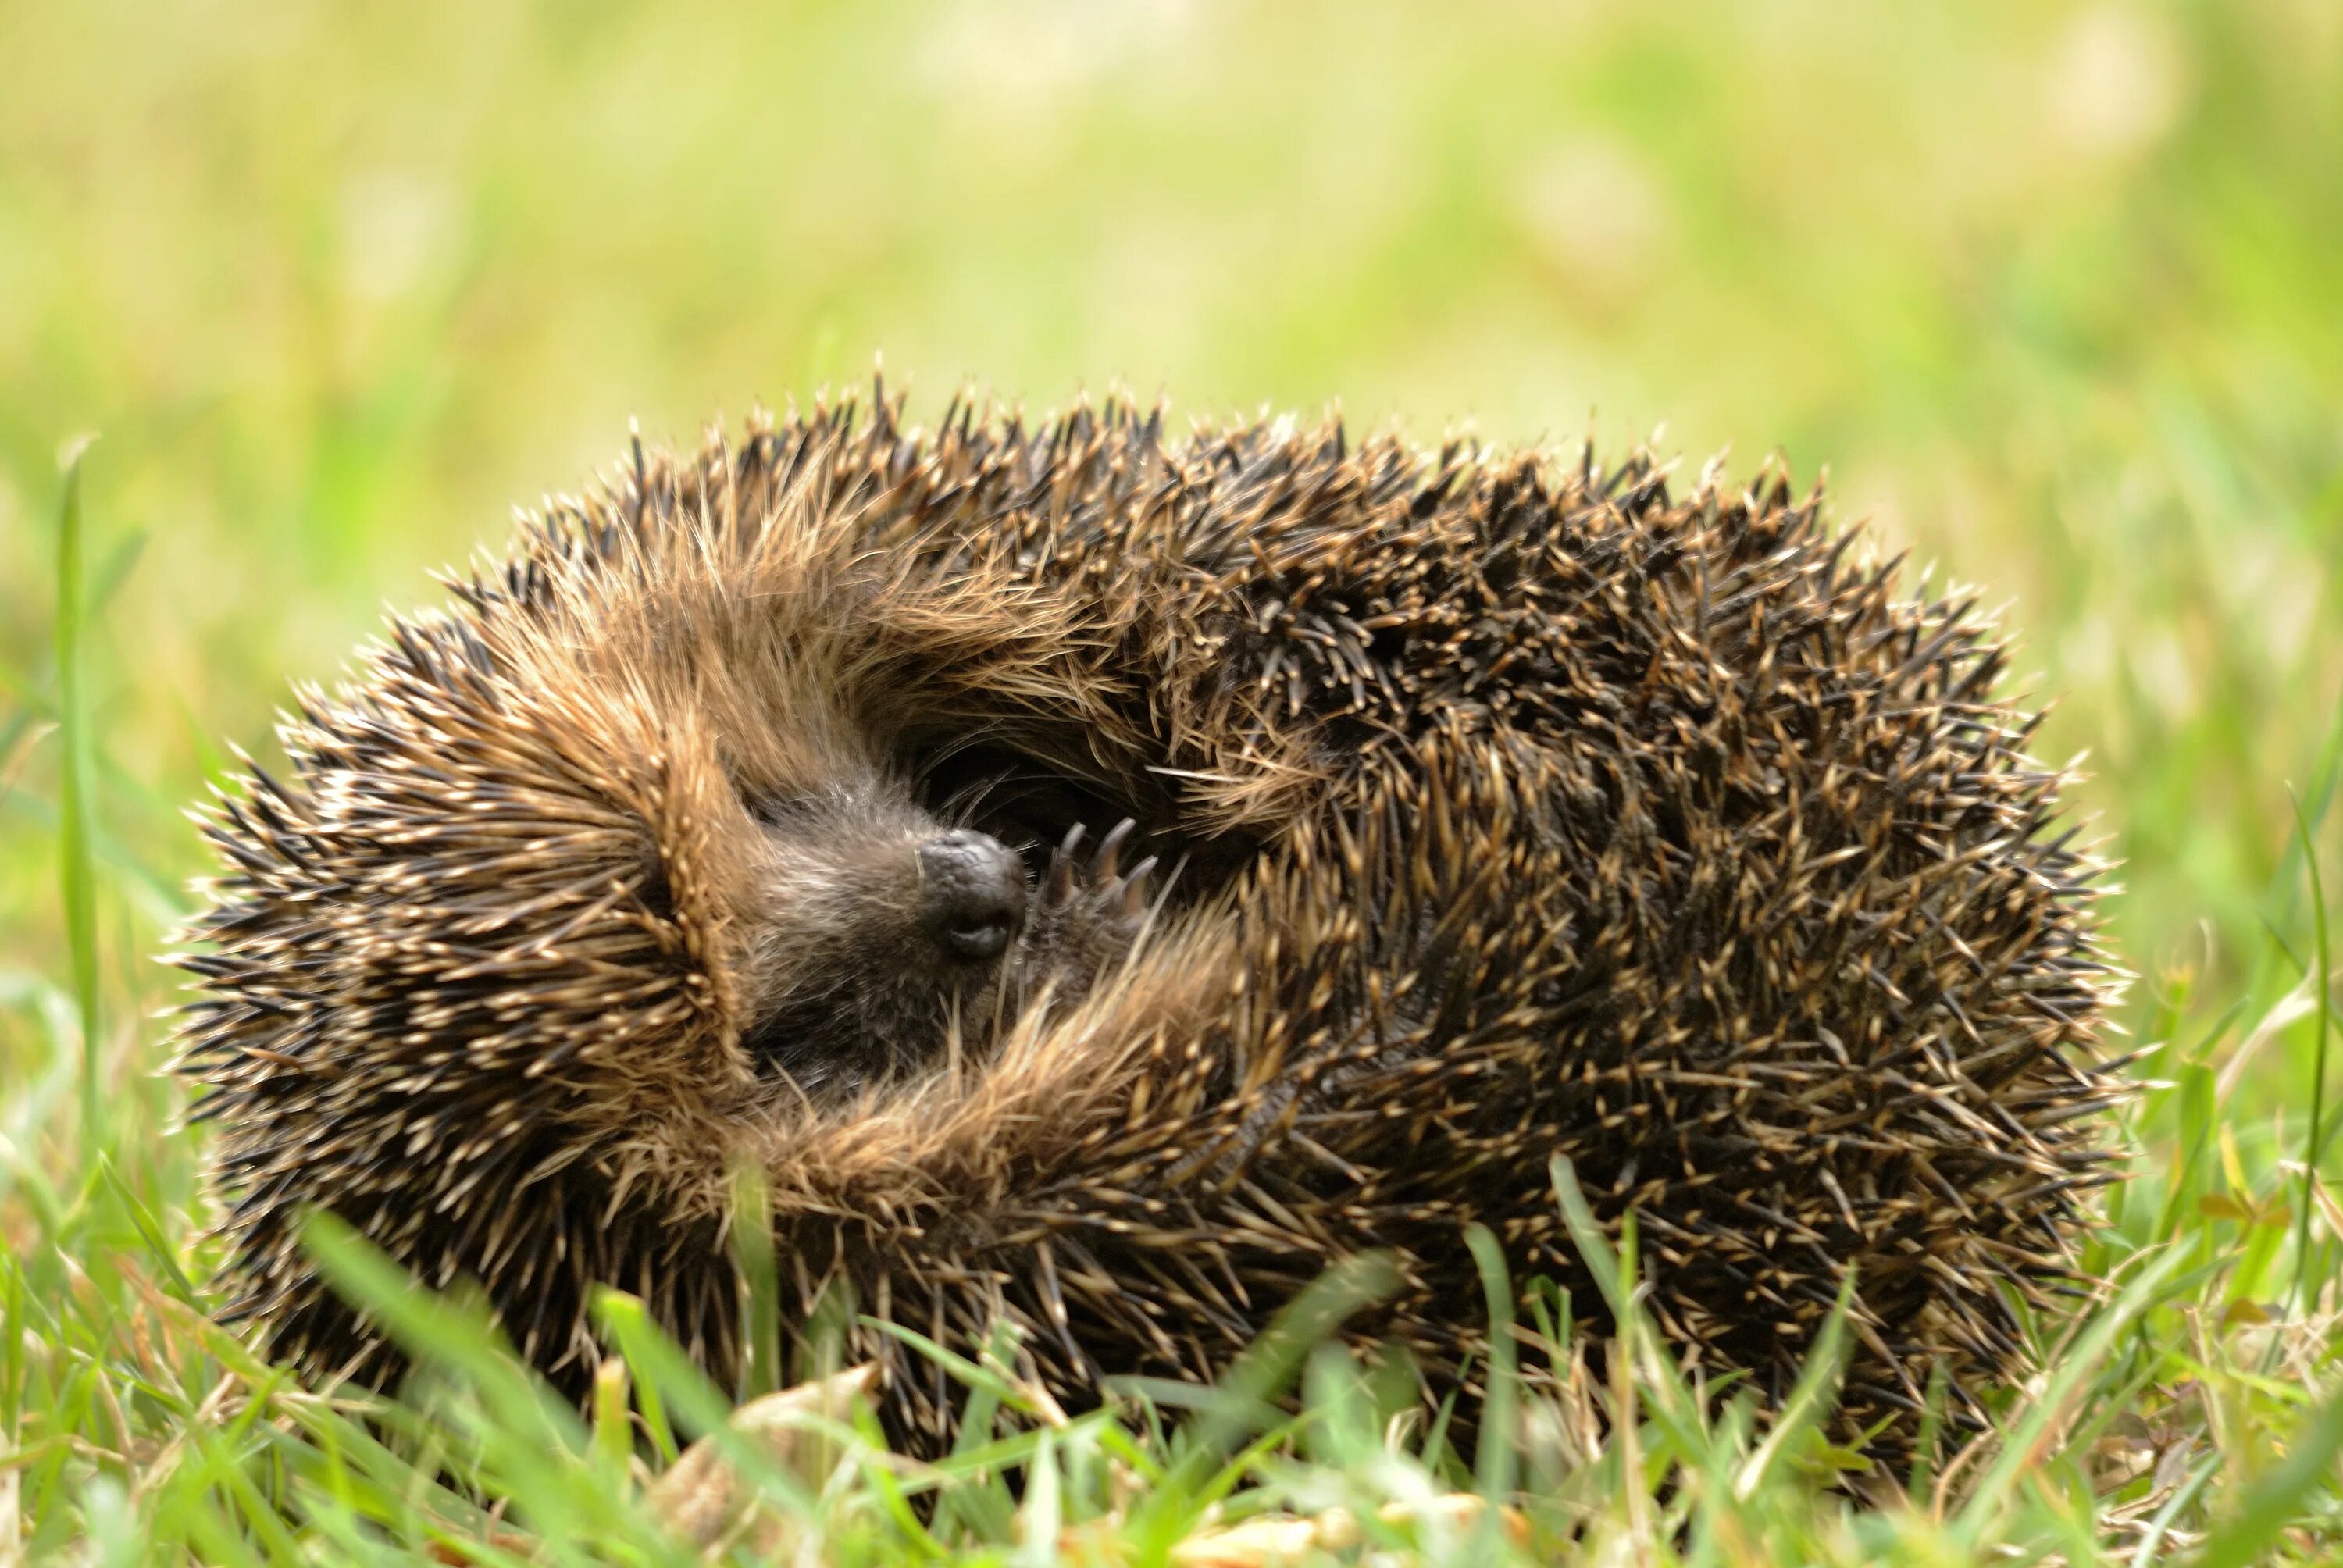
174;387;2126;1452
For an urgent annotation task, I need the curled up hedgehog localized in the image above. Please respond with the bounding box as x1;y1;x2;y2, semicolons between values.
173;387;2125;1455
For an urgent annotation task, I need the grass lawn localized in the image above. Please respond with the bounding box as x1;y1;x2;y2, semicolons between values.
2;2;2341;1561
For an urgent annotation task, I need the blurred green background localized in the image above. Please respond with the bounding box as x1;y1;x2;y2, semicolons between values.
2;0;2338;1063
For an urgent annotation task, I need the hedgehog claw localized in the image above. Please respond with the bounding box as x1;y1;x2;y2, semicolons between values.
1120;857;1159;917
1043;824;1088;907
1095;818;1136;880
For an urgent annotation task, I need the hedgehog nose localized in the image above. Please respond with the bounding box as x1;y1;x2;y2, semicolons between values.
917;830;1027;964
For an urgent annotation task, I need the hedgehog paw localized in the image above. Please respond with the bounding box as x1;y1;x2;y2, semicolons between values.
1018;818;1161;998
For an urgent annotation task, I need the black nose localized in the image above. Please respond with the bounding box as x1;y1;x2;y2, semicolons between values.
917;830;1026;963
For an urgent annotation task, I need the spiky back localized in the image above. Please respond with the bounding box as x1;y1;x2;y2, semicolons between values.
176;391;2123;1449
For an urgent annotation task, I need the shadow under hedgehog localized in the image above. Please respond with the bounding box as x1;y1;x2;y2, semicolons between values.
173;387;2125;1454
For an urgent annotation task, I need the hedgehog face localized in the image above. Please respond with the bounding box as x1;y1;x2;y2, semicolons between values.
729;780;1029;1096
717;746;1161;1103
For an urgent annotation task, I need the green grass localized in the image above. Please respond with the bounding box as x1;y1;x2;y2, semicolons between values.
3;0;2341;1560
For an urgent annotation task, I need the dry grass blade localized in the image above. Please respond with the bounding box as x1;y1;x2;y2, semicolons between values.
646;1362;879;1552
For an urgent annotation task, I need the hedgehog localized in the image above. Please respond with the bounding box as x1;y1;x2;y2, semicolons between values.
173;387;2125;1456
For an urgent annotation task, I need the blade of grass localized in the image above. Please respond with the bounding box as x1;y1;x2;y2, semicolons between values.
1014;1428;1059;1568
52;437;100;1156
1464;1224;1518;1506
0;527;143;788
1550;1155;1702;1445
95;1156;198;1303
863;1319;1044;1420
1464;1223;1522;1561
1129;1250;1396;1552
589;1357;631;1482
2289;787;2332;1318
1174;1250;1397;1478
729;1160;781;1401
590;1288;729;1445
1734;1273;1853;1502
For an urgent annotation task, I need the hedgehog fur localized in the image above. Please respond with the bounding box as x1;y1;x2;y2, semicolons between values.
173;387;2126;1453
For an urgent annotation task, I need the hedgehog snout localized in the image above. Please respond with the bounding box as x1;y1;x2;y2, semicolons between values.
916;829;1027;963
726;816;1035;1092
